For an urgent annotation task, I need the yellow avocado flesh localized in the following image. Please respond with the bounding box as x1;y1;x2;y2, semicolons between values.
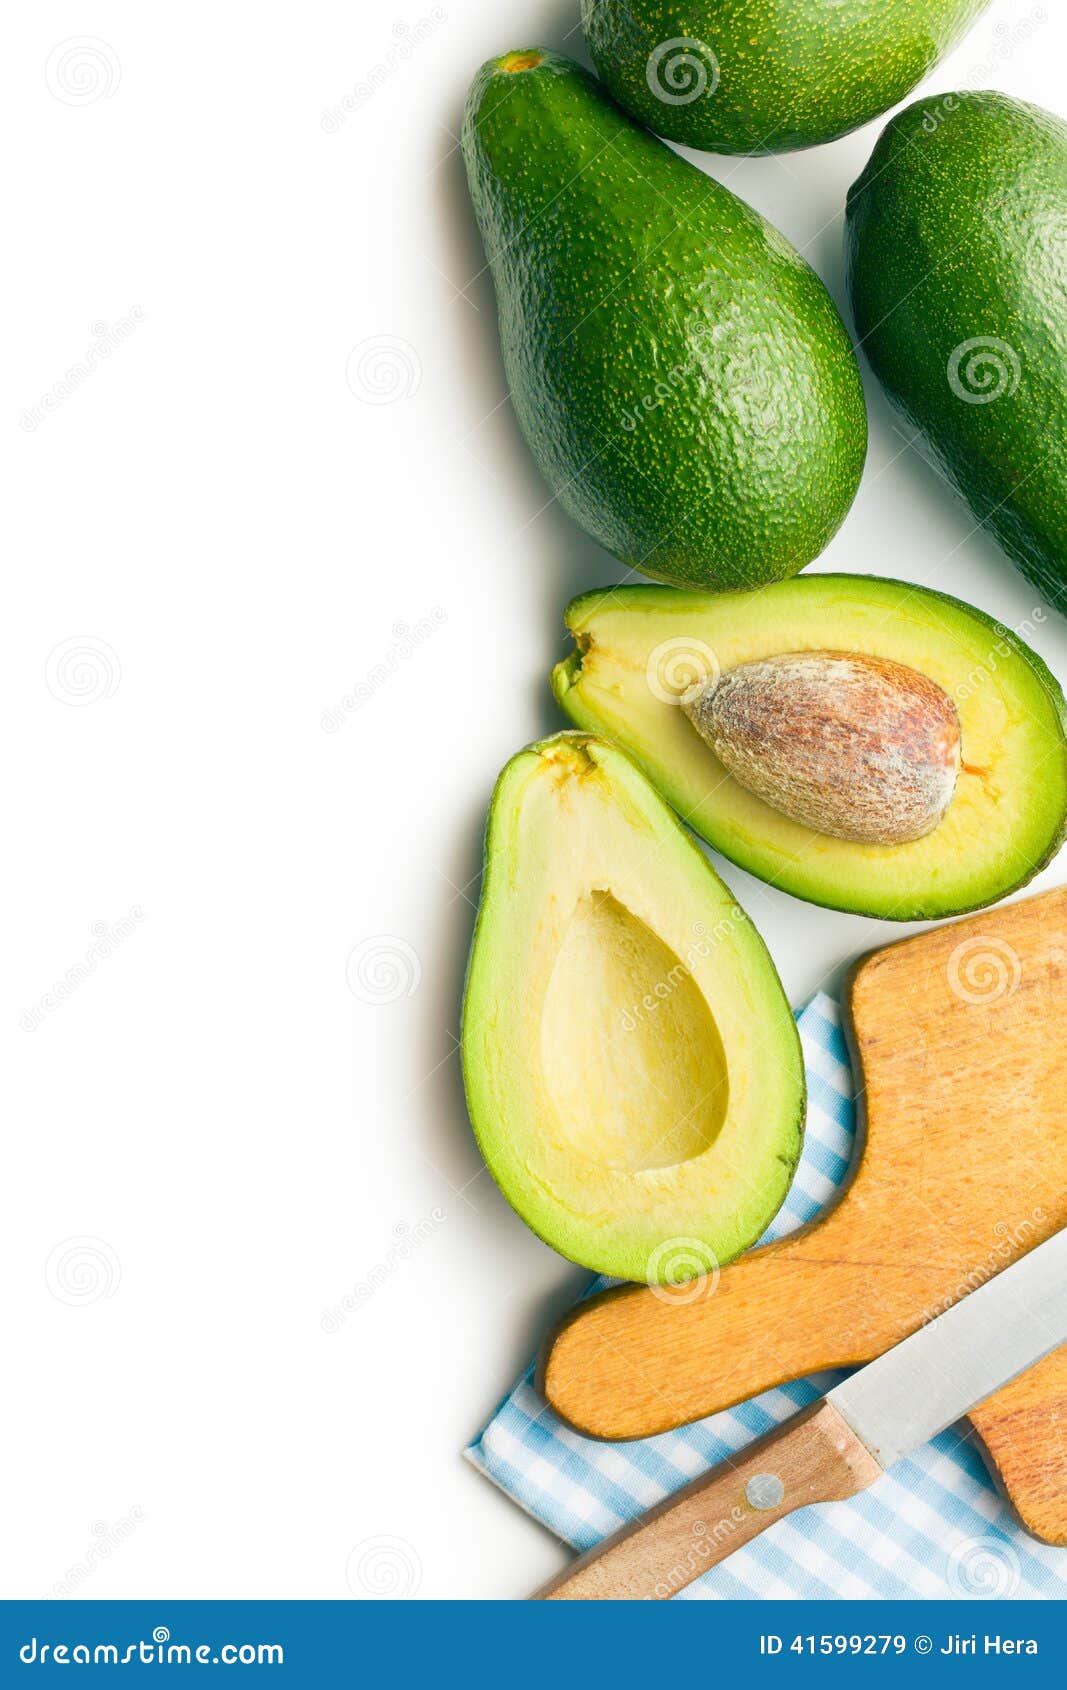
553;580;1067;920
462;734;804;1282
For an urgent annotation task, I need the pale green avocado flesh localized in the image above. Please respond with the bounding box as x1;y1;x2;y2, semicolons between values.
462;734;804;1282
552;580;1067;920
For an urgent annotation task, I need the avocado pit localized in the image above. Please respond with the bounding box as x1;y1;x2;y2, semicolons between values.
683;650;961;845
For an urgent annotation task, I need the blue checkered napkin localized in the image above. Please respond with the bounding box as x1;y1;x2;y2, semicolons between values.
467;994;1067;1599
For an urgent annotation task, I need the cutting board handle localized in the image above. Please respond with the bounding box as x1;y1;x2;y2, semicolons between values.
535;1400;882;1599
540;1221;878;1440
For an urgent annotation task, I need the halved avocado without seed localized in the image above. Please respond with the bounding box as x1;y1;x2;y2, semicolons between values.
552;580;1067;921
462;734;805;1282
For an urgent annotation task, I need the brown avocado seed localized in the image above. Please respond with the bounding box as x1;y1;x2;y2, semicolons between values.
682;650;961;845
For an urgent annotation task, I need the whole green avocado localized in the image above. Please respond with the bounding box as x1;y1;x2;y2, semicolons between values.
846;93;1067;614
581;0;991;154
462;51;866;591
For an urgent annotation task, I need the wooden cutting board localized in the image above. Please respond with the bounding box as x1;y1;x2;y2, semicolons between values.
540;887;1067;1544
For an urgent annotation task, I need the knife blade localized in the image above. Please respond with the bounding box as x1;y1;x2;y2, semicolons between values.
536;1227;1067;1600
828;1222;1067;1468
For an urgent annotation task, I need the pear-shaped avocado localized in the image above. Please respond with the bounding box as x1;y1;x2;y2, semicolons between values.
462;50;866;591
462;733;804;1282
552;579;1067;920
846;93;1067;614
581;0;991;155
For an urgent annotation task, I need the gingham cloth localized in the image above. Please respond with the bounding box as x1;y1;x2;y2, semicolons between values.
467;994;1067;1599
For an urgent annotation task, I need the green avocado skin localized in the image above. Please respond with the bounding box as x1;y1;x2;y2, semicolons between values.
462;51;866;591
846;93;1067;615
581;0;991;155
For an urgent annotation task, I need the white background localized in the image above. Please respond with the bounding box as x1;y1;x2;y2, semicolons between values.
5;1;1066;1601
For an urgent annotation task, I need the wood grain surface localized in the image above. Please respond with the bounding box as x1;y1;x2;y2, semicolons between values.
539;887;1067;1543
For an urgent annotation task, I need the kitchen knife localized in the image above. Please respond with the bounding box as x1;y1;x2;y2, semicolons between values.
535;1226;1067;1599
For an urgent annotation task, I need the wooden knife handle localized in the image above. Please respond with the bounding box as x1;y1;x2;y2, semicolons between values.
534;1401;882;1600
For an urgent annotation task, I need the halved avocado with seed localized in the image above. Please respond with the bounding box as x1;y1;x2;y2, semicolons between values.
552;579;1067;921
462;733;805;1282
